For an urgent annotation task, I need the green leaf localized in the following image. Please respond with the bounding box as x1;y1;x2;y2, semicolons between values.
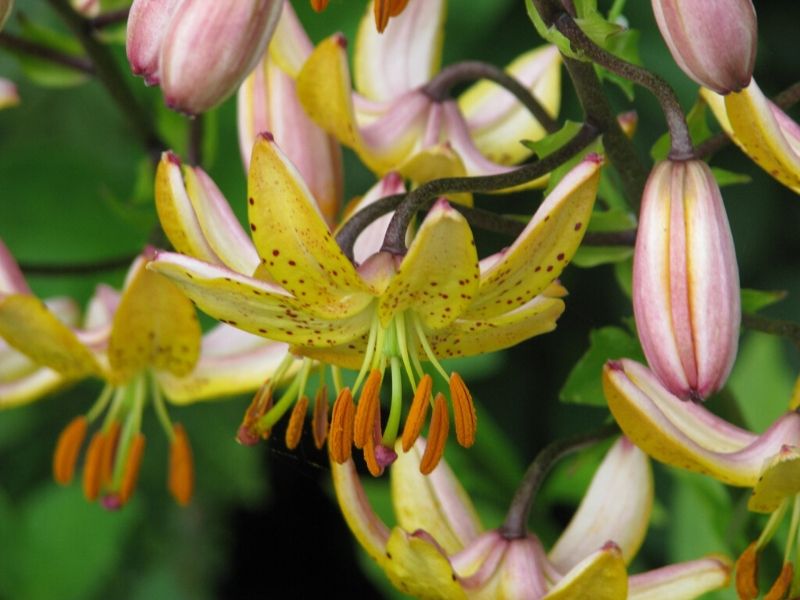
14;15;89;88
614;257;634;298
741;288;787;314
561;326;645;406
586;207;636;232
711;167;752;187
572;245;633;267
525;0;585;60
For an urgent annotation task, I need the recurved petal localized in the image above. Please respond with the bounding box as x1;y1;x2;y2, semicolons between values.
345;172;406;266
378;199;479;329
390;438;482;556
148;252;373;348
0;366;66;409
267;0;313;77
0;238;29;294
354;0;445;103
463;156;601;319
628;555;732;600
157;325;290;403
603;359;800;486
248;134;375;318
459;45;561;166
543;543;628;600
427;294;564;359
109;256;201;380
468;536;549;600
748;445;800;513
0;294;102;379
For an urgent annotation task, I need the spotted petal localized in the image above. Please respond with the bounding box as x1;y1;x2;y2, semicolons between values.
628;556;732;600
379;199;479;329
603;359;800;486
384;529;467;600
464;156;601;319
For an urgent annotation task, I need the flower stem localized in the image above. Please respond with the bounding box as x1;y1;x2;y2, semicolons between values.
423;60;559;134
0;32;95;74
742;313;800;353
187;114;204;167
500;422;619;540
89;7;130;29
19;253;136;275
378;122;599;256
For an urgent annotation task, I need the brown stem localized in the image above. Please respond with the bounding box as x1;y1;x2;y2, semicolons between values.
0;32;95;74
20;254;135;275
742;314;800;353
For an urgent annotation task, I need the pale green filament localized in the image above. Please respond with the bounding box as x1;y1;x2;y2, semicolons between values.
395;312;417;389
353;313;380;394
150;373;176;443
102;385;129;430
260;359;311;430
412;313;449;382
786;495;800;563
382;357;403;447
86;383;114;423
756;498;790;550
111;375;147;487
331;366;343;395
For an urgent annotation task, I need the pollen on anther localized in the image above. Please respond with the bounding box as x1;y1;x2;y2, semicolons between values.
169;424;194;506
354;370;382;449
420;394;449;475
118;434;146;505
53;416;88;485
329;388;355;463
285;396;309;450
402;375;432;452
450;373;477;448
313;386;330;450
82;431;106;501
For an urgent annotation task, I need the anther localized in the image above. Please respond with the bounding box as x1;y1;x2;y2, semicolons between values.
734;542;759;600
53;416;88;485
310;0;329;12
118;434;146;506
450;372;477;448
238;382;273;445
764;563;793;600
312;386;329;450
285;395;309;450
374;0;392;33
354;370;382;449
168;424;194;506
329;388;355;464
100;421;121;486
363;415;383;477
420;393;449;475
82;431;106;501
401;374;432;452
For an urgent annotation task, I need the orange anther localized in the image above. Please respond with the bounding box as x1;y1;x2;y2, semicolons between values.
53;416;88;485
118;434;146;505
388;0;410;16
309;0;329;12
764;562;793;600
238;381;273;445
734;542;759;600
401;374;432;452
169;424;194;506
100;421;121;486
373;0;410;32
420;393;449;475
450;372;477;448
329;388;355;464
312;386;329;450
363;409;384;477
285;395;309;450
82;431;105;501
354;370;382;449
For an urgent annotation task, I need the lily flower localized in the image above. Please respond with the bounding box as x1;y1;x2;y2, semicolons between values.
701;81;800;195
0;247;289;508
603;358;800;598
149;134;601;474
332;436;731;598
296;0;561;186
310;0;409;33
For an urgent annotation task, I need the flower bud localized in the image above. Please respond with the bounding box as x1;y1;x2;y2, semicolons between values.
633;160;740;400
126;0;181;85
651;0;756;94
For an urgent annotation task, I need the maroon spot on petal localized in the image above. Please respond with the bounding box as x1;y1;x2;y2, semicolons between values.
574;222;582;231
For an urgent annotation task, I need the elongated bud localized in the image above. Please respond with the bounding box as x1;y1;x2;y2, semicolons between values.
652;0;756;94
126;0;182;85
159;0;283;115
633;160;740;400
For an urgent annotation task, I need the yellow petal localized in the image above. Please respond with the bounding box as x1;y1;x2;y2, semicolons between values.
384;528;467;600
149;253;373;349
464;155;601;319
628;555;732;600
748;445;800;513
0;294;102;379
459;46;561;166
0;366;66;409
397;144;473;207
428;294;564;359
378;199;479;329
267;1;313;78
109;257;201;380
544;544;628;600
248;134;375;319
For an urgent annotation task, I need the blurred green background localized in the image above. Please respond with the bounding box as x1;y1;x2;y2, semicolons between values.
1;0;799;598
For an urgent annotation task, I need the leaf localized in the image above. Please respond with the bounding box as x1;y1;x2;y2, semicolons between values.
614;257;634;298
586;208;636;232
14;15;90;89
561;326;645;406
741;288;787;314
572;245;633;268
711;167;752;187
525;0;585;60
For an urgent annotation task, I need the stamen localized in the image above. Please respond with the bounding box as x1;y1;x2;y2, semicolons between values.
450;373;477;448
363;414;383;477
354;370;382;449
401;374;432;452
389;0;409;16
412;314;450;382
420;393;449;475
353;314;381;393
168;423;194;506
764;563;793;600
238;383;273;445
312;386;329;450
309;0;329;12
329;388;355;464
395;313;417;389
82;431;106;501
53;416;88;485
285;395;309;450
381;356;403;447
99;421;121;486
735;542;759;600
118;433;146;505
374;1;391;34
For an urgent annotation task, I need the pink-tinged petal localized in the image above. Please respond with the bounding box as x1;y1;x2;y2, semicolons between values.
345;172;406;266
544;543;628;599
83;284;119;331
652;0;756;94
267;1;313;77
354;0;445;103
459;45;561;166
0;366;67;409
126;0;181;85
160;0;283;115
0;238;30;295
549;438;652;571
0;78;19;110
603;359;800;486
391;438;483;555
450;531;508;586
442;101;509;177
486;537;549;600
628;555;732;600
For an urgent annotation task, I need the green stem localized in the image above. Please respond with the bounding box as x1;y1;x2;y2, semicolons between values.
0;32;95;74
742;313;800;353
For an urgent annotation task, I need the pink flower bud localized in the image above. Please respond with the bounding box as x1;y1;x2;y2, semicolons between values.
652;0;757;94
127;0;282;115
633;160;740;400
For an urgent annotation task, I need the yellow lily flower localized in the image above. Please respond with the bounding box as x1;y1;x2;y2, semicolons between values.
0;247;289;508
149;134;601;473
701;80;800;194
332;436;731;599
296;0;561;185
603;358;800;598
